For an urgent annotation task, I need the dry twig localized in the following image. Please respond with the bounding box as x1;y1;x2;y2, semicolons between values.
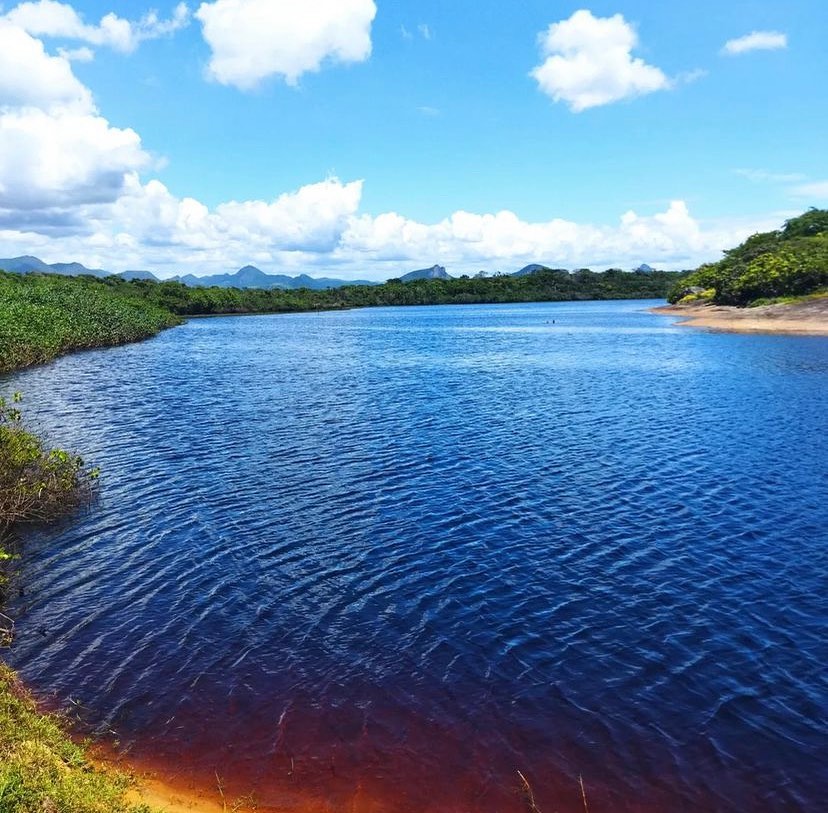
517;770;542;813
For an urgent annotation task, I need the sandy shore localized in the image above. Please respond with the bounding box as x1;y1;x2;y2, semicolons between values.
92;747;245;813
124;778;228;813
95;746;385;813
652;297;828;336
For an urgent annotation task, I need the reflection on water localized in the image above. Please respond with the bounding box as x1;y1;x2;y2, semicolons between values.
3;301;827;812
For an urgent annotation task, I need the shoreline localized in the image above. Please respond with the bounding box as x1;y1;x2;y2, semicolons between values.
651;298;828;336
95;749;234;813
1;296;668;377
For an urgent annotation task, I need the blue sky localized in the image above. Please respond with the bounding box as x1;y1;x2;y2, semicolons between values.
0;1;826;279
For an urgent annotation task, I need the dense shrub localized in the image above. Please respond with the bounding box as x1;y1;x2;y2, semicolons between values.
0;272;180;373
0;394;97;530
668;209;828;306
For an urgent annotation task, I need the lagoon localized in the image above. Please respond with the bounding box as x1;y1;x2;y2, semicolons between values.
4;301;827;811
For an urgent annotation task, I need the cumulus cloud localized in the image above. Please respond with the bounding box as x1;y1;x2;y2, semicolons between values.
195;0;377;89
531;9;671;112
0;109;148;211
0;19;150;224
3;1;191;53
722;31;787;56
339;200;746;272
91;176;364;259
57;44;94;61
0;172;783;277
0;20;92;111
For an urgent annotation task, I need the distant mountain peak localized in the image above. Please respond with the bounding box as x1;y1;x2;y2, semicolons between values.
399;264;450;282
119;269;159;282
0;255;107;277
513;263;550;277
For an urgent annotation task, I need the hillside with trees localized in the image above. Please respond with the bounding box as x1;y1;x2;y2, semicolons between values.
668;209;828;306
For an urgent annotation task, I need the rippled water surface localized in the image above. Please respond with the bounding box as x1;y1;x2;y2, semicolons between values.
3;301;827;812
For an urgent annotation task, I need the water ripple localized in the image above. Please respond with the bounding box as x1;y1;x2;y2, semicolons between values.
3;301;828;812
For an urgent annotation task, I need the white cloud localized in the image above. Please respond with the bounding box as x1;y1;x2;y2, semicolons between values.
789;181;828;200
0;20;150;219
531;10;671;112
195;0;376;89
734;171;828;201
3;1;191;53
0;174;784;277
339;200;747;272
735;168;806;184
722;31;787;56
0;109;148;211
93;176;364;259
215;179;363;252
57;44;94;61
0;20;92;111
418;24;431;41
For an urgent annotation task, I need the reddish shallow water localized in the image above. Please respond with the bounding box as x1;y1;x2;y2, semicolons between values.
5;303;827;811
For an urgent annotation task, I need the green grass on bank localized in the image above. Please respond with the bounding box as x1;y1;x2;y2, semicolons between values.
0;272;181;374
0;664;151;813
668;208;828;306
746;289;828;307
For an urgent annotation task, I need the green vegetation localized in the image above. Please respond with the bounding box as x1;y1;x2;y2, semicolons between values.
0;272;180;373
0;664;150;813
668;208;828;306
0;393;98;532
0;393;98;616
126;265;682;314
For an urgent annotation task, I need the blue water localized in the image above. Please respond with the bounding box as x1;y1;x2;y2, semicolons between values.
3;301;827;812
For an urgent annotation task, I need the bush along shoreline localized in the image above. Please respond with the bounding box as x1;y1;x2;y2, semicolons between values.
668;208;828;306
0;271;181;374
0;391;99;645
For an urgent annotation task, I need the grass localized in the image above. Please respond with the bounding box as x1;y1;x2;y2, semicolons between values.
0;664;153;813
747;289;828;307
0;272;180;374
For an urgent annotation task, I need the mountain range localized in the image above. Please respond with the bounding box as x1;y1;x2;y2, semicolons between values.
0;255;111;278
0;256;375;289
168;265;376;290
0;255;659;289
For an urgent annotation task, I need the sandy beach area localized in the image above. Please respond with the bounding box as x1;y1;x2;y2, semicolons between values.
95;746;385;813
652;297;828;336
